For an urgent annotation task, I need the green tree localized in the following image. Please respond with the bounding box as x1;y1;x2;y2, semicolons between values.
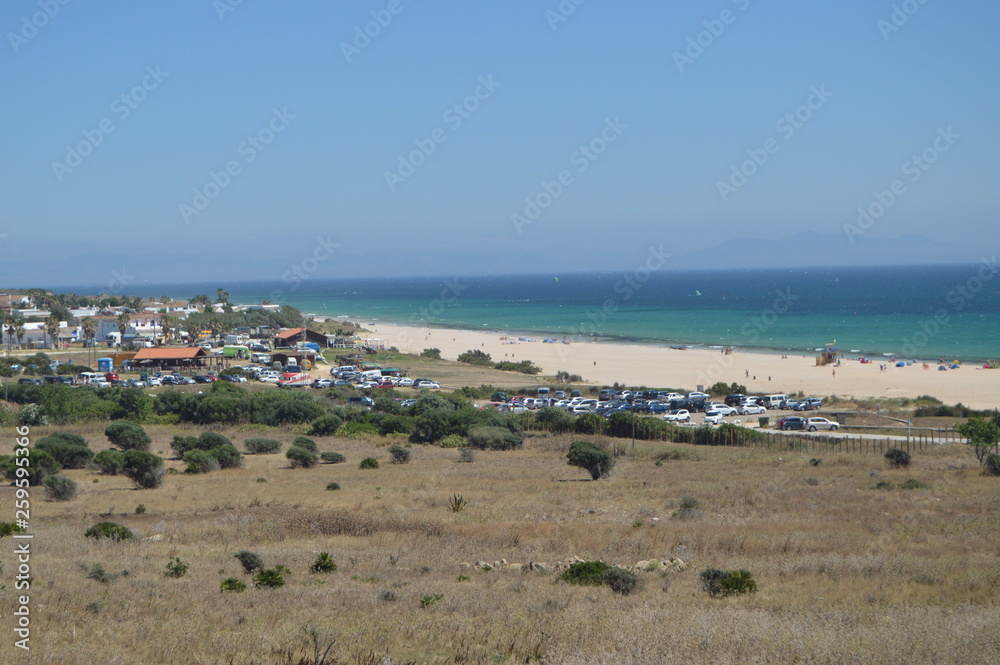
567;440;615;480
45;313;61;350
956;416;1000;466
122;450;165;489
457;349;492;366
105;420;152;451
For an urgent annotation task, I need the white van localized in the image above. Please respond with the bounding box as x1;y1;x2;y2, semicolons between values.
76;372;100;384
763;394;788;409
360;369;383;381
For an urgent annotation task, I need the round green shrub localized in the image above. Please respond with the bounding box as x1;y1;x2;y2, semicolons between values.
308;414;343;436
567;440;615;480
291;436;317;452
93;449;126;475
104;420;151;452
984;453;1000;476
558;560;611;586
438;434;467;449
220;577;246;592
183;450;220;474
467;426;523;451
121;450;165;489
244;438;282;454
286;446;318;468
603;567;640;595
44;474;78;501
387;444;411;464
234;550;263;574
885;448;912;468
359;457;379;470
325;482;341;491
209;443;244;469
85;522;135;541
320;452;346;464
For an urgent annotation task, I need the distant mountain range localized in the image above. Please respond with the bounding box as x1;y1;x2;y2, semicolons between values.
0;232;979;291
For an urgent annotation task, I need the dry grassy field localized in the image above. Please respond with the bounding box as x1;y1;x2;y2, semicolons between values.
3;422;999;665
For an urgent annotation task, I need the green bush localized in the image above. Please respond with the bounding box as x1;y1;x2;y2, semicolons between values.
234;550;263;574
388;444;411;464
104;420;151;452
291;436;317;452
457;349;492;366
220;577;247;592
121;450;165;489
171;431;234;458
984;453;1000;476
0;522;26;538
325;482;341;491
183;450;221;474
35;438;94;469
419;348;441;359
0;449;60;486
286;446;318;468
439;434;467;449
567;440;615;480
341;421;380;438
320;452;346;464
559;560;611;586
457;447;476;463
85;522;135;541
164;557;189;578
534;407;575;434
93;449;126;475
43;474;78;501
672;496;701;520
209;443;244;469
253;566;287;588
574;413;606;435
359;457;379;470
244;438;282;454
899;478;931;490
603;567;640;595
467;426;523;451
307;414;343;436
701;567;758;598
885;448;912;468
309;552;337;574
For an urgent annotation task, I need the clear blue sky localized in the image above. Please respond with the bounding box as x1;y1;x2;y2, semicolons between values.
1;0;997;286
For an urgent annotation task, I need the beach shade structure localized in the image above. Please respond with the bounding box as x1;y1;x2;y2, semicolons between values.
896;361;906;367
938;365;948;371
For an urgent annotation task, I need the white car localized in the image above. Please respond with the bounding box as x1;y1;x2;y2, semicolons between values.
396;377;414;387
147;377;162;387
664;409;691;422
258;373;280;384
805;417;840;431
90;377;110;388
687;392;710;401
705;405;737;417
418;381;440;389
660;392;683;402
703;412;725;425
737;404;767;415
570;404;593;414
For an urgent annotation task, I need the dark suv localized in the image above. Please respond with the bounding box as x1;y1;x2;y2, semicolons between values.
777;416;806;431
725;394;746;407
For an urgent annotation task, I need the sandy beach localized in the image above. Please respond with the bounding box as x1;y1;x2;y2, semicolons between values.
357;321;1000;410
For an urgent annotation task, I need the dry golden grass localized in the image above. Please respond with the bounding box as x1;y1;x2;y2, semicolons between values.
3;425;999;664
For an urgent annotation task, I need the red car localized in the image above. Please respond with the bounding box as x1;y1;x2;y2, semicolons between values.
104;372;120;381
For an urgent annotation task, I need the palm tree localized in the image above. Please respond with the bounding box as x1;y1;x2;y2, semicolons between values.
81;317;98;365
216;288;230;305
45;314;61;351
116;312;131;349
13;317;25;350
190;294;210;308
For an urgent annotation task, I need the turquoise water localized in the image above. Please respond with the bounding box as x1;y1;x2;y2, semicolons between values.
117;264;1000;362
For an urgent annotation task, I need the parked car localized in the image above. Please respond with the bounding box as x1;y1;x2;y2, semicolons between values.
491;391;509;403
399;399;417;408
177;377;197;385
417;381;440;389
312;378;334;389
396;377;414;387
193;375;214;384
687;392;711;401
104;372;119;382
805;417;839;431
664;409;691;422
796;398;824;411
147;377;162;387
332;379;352;387
18;377;42;385
599;389;615;400
725;393;747;407
705;405;738;417
89;377;110;388
258;374;280;384
737;403;767;415
776;416;806;431
125;378;145;388
781;399;801;410
703;412;726;425
348;396;375;408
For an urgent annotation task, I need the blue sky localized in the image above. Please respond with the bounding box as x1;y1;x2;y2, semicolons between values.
1;0;997;287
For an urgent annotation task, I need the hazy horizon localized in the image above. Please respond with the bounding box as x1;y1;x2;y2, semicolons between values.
2;1;997;289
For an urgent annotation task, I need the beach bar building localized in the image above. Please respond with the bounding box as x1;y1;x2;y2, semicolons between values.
131;347;223;372
273;327;332;348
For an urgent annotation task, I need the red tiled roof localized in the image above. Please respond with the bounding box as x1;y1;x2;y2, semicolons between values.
273;327;305;340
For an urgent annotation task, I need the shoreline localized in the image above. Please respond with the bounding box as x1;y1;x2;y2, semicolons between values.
325;317;1000;410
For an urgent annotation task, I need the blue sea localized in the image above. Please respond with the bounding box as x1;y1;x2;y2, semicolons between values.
111;264;1000;363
